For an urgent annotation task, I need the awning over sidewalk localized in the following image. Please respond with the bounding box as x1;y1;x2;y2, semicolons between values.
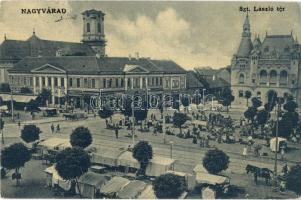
0;94;37;103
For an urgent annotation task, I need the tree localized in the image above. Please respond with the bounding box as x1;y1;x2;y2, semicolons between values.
173;112;187;134
21;124;41;143
98;103;114;119
55;147;91;196
244;107;257;123
251;97;262;109
132;141;153;175
0;83;11;93
219;88;234;112
1;143;31;186
181;95;190;113
256;109;270;134
244;91;252;107
286;165;301;196
284;100;298;112
153;173;185;199
121;96;133;117
266;90;278;111
274;100;299;138
70;126;93;149
36;88;51;106
202;149;229;174
134;108;148;130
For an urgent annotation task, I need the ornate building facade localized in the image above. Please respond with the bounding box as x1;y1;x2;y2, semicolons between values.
231;14;301;107
4;10;186;108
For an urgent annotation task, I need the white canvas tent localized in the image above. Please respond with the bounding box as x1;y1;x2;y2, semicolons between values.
137;184;157;199
76;172;110;198
99;176;130;198
43;165;71;191
270;137;287;152
145;156;176;177
91;148;125;167
166;170;196;191
193;164;229;187
117;151;140;169
117;151;176;177
117;180;147;199
38;137;71;151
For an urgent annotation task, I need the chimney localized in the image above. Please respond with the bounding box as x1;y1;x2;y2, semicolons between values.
135;52;139;60
129;54;132;60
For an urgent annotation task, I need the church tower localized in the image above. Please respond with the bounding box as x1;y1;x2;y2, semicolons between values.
82;9;106;57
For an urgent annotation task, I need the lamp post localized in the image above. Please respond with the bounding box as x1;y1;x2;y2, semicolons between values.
131;95;135;146
10;89;14;122
169;141;174;159
273;101;281;190
202;89;206;111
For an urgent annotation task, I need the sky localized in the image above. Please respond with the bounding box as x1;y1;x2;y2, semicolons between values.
0;1;300;70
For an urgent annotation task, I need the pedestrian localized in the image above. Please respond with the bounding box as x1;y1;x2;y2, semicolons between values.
282;163;288;175
56;124;60;133
17;121;21;129
17;112;20;119
115;128;119;139
51;123;55;134
280;147;285;160
243;145;248;159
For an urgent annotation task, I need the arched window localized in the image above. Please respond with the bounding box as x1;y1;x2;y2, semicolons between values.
238;73;245;84
98;23;101;33
259;70;268;84
87;23;90;32
269;70;277;85
279;70;288;85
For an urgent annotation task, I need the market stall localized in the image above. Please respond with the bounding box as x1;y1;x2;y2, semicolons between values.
99;176;130;198
116;180;147;199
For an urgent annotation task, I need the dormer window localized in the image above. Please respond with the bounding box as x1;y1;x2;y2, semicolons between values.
264;46;269;52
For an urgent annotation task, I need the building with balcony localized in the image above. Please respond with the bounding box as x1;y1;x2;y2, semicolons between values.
231;14;301;106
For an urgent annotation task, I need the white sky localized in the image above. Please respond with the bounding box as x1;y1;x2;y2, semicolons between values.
0;1;300;70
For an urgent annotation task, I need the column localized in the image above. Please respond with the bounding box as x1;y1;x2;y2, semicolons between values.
51;77;55;105
33;76;36;94
58;77;61;98
64;77;67;94
277;73;280;87
44;77;47;87
140;77;143;89
146;77;148;88
170;77;173;90
131;77;134;89
267;74;269;87
39;76;42;91
125;77;128;90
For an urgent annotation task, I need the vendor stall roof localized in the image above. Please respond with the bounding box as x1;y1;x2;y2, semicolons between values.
99;176;130;196
38;137;71;149
150;156;176;166
0;94;37;103
78;172;110;187
138;184;157;199
117;180;147;199
195;173;230;185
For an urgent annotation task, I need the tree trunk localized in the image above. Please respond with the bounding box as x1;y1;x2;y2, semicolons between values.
75;178;81;197
15;168;20;186
180;126;182;134
140;122;143;131
247;99;249;107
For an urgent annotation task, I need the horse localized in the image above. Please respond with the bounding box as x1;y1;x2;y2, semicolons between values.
246;164;273;185
245;164;260;174
254;168;273;185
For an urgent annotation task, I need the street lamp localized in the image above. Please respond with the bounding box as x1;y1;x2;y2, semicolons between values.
202;89;206;111
10;89;14;122
131;95;135;146
169;141;174;159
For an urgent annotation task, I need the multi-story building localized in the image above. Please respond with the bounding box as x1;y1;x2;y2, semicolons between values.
5;9;186;108
231;14;301;107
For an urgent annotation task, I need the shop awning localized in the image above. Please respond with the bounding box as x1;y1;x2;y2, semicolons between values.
0;94;37;103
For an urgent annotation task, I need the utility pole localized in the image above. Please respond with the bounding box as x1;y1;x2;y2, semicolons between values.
274;102;280;190
131;94;135;146
10;89;14;122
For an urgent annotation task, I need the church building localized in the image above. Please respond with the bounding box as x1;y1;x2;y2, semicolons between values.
231;14;301;107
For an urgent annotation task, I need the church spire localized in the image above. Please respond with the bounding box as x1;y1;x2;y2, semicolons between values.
236;14;253;57
242;14;251;38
